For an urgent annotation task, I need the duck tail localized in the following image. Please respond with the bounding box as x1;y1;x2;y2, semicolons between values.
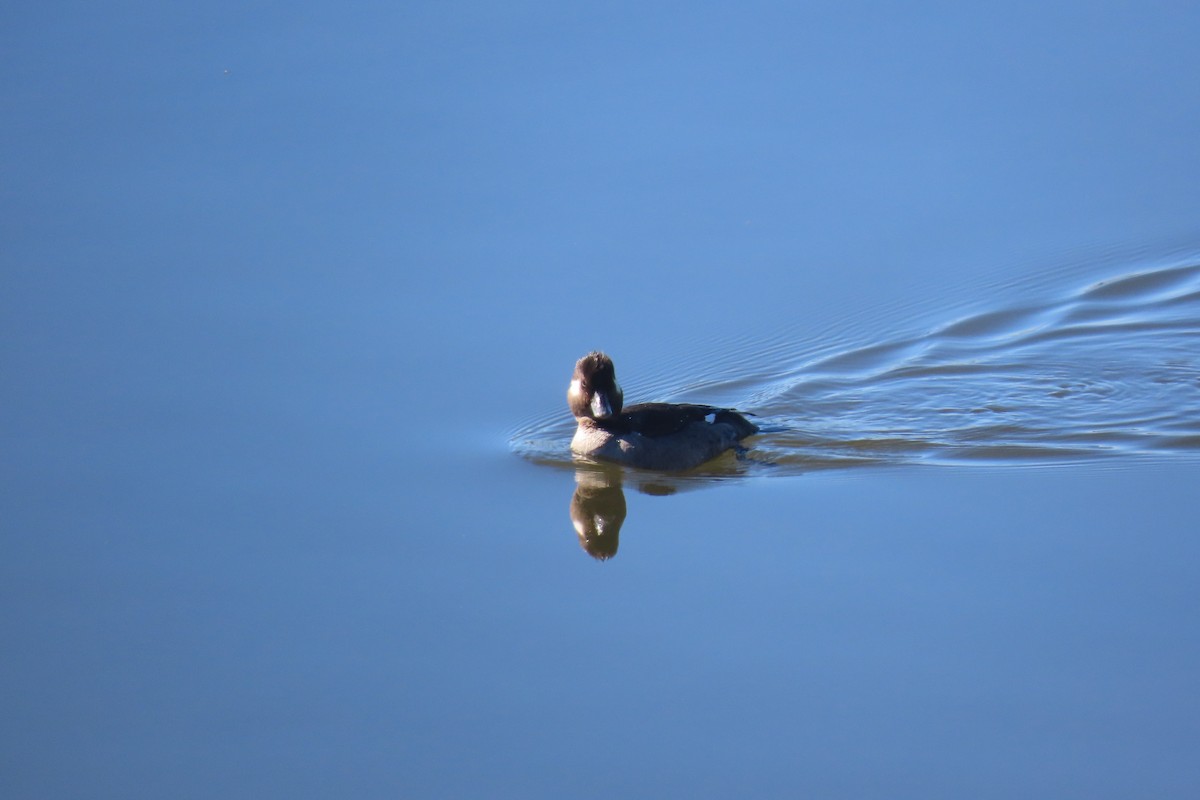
715;409;759;438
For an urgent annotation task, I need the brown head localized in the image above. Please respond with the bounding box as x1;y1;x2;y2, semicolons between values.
567;351;625;421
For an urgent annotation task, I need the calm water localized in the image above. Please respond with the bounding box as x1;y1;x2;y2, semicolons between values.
4;4;1200;799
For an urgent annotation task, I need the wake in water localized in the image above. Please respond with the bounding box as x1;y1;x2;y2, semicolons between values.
512;256;1200;473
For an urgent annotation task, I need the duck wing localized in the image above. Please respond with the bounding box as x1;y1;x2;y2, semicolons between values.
609;403;730;438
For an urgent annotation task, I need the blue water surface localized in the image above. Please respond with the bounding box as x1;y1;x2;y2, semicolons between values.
3;3;1200;799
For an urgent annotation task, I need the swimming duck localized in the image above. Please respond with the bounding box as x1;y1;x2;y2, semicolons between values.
568;351;758;471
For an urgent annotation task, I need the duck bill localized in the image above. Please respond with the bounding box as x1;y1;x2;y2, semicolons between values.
590;390;614;419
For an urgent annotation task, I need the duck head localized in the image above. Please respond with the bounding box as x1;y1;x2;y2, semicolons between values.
568;351;625;421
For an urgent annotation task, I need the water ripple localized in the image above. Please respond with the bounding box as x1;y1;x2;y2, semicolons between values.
512;254;1200;473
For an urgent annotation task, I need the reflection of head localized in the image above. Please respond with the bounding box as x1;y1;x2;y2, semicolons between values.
569;468;627;560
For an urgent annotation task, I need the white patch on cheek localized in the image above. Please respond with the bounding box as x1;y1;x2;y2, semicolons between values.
568;379;583;400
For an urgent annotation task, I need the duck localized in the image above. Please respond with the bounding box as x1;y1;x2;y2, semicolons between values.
568;351;759;471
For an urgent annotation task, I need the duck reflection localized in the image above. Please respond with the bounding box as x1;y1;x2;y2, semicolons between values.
569;466;627;560
568;464;719;560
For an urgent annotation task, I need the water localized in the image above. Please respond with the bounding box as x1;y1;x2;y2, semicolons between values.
515;254;1200;472
4;3;1200;798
